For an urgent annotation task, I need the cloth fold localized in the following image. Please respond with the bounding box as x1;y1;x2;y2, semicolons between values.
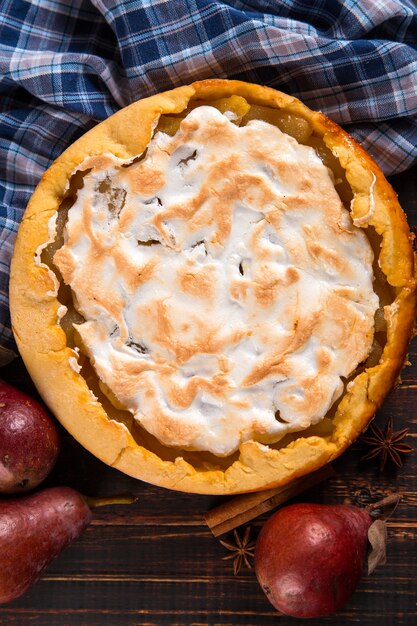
1;0;417;353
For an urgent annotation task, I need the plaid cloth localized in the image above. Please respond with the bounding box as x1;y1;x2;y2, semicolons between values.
1;0;417;357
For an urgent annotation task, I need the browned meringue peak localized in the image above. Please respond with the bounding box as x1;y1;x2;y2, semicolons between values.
53;106;378;456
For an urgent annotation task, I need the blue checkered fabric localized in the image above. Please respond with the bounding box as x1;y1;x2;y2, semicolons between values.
1;0;417;354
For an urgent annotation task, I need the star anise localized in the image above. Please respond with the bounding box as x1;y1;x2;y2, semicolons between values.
220;526;256;575
361;417;413;471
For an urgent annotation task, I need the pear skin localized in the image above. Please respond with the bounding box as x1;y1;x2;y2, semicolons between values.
255;503;373;618
0;487;92;604
0;380;60;493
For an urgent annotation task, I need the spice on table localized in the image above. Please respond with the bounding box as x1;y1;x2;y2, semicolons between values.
220;527;256;575
361;417;412;471
204;463;335;537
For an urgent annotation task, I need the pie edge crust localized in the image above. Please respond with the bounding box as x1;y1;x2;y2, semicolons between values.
9;79;417;494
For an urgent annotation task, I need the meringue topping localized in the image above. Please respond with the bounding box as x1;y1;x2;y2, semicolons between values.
53;106;379;455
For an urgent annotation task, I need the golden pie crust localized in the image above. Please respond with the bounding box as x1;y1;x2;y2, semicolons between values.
10;80;417;494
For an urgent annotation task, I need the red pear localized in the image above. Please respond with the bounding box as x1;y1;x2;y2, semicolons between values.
255;503;373;618
0;379;60;493
0;486;135;604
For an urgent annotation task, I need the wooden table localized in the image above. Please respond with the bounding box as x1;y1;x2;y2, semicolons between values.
0;167;416;626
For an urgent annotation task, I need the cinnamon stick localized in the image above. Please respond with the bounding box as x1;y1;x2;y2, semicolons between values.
204;464;335;537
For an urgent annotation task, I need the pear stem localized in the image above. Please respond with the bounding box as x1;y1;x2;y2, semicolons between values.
83;493;137;509
366;493;402;520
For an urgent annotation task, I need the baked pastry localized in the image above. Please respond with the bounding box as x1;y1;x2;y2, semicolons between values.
10;80;417;494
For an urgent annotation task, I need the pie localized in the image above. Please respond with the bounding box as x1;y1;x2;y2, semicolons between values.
10;80;417;494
